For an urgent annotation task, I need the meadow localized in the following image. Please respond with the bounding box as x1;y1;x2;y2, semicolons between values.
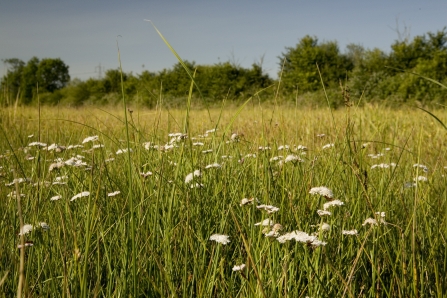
0;103;447;297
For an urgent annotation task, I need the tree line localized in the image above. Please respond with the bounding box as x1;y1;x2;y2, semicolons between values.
2;28;447;107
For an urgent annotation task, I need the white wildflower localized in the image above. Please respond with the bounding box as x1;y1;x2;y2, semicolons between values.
232;264;246;271
209;234;230;245
413;164;428;172
317;210;332;216
19;224;33;236
265;229;279;238
29;142;47;147
49;162;65;172
240;198;256;206
258;146;271;151
368;153;384;159
205;163;221;169
342;229;358;236
404;182;417;188
67;144;84;150
270;156;283;162
230;133;241;142
108;191;121;197
92;144;104;149
323;199;344;210
414;176;428;182
278;145;289;151
140;171;153;178
70;191;90;201
310;239;327;247
17;241;34;249
362;218;378;226
322;143;334;149
54;176;68;182
256;204;280;214
6;178;30;187
82;136;99;144
64;157;87;167
316;134;326;138
284;154;303;163
143;142;154;150
320;223;331;232
116;148;133;155
277;231;317;244
185;170;201;184
245;153;257;158
371;163;396;169
309;186;334;199
295;145;308;151
39;222;50;230
50;195;62;201
375;211;386;218
202;149;213;154
28;134;34;138
190;183;204;189
192;142;204;146
8;191;25;198
254;218;274;226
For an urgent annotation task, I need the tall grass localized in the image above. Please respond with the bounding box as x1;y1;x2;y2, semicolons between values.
0;103;447;297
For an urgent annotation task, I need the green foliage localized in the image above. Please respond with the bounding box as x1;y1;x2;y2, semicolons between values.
3;28;447;108
0;57;70;105
58;62;273;108
279;35;354;93
1;107;447;296
350;28;447;103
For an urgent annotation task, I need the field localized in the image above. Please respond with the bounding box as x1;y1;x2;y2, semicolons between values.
1;103;447;297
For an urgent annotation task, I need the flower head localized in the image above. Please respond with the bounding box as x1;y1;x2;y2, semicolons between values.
284;154;303;163
39;222;50;230
185;170;201;184
323;199;344;210
82;136;99;144
256;204;280;214
342;229;358;236
254;218;274;226
413;163;428;172
205;163;221;169
232;264;246;271
240;197;256;206
320;223;330;232
209;234;230;245
317;210;332;216
362;218;378;226
19;224;34;236
50;195;62;201
70;191;90;201
18;241;34;249
309;186;334;199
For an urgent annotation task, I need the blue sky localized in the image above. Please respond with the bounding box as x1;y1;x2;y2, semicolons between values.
1;0;446;80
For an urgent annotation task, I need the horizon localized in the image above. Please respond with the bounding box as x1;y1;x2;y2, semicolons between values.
1;1;447;80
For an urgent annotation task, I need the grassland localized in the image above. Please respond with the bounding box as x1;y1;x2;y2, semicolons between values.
1;104;447;297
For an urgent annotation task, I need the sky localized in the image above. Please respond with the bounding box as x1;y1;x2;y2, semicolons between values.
1;0;447;80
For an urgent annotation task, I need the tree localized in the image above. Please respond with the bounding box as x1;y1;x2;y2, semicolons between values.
1;57;70;105
1;58;25;103
279;35;354;93
20;57;40;103
36;58;70;93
